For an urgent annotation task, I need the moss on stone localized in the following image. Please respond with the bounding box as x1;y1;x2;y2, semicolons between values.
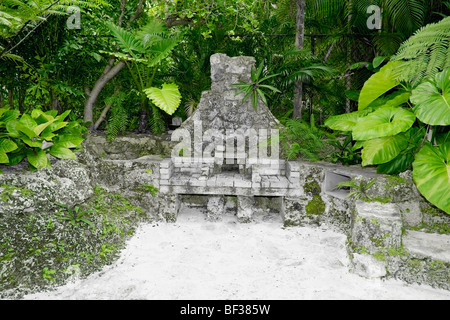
305;195;325;215
385;175;407;186
0;184;35;202
373;252;387;262
0;185;148;299
303;177;321;196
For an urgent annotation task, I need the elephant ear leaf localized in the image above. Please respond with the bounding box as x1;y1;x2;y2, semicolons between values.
144;83;181;116
324;111;360;132
352;106;416;141
361;133;409;167
358;61;403;110
410;68;450;126
413;142;450;214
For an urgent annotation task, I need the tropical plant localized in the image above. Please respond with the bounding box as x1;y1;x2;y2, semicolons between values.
0;0;109;58
326;61;450;213
280;115;329;161
102;18;183;134
0;107;87;170
390;16;450;86
230;62;281;111
326;134;362;166
55;202;95;228
336;178;377;200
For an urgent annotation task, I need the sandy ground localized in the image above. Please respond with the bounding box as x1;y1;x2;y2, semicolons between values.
24;206;450;300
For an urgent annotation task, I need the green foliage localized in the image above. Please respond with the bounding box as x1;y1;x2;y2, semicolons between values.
325;18;450;213
136;184;159;197
106;104;129;141
104;18;183;119
336;178;377;201
0;0;109;56
280;115;329;161
358;61;404;110
391;17;450;85
231;62;281;111
412;141;450;213
144;83;182;116
55;203;95;228
410;68;450;126
352;106;416;141
326;135;362;166
0;107;87;169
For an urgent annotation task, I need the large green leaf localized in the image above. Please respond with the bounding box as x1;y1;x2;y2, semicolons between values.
377;152;414;174
106;22;146;57
53;134;85;148
144;83;181;115
0;109;20;123
324;111;360;132
0;107;10;119
0;138;18;164
0;151;8;164
362;134;409;166
413;142;450;213
353;106;416;141
26;149;49;170
49;145;76;160
358;61;403;110
410;68;450;126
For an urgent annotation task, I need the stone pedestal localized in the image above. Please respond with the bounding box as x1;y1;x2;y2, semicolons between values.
206;196;225;221
158;194;181;222
237;196;255;223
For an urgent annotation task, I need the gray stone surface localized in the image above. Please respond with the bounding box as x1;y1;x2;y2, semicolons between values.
177;53;281;162
237;196;254;222
397;202;423;228
403;230;450;263
352;201;403;254
351;253;387;279
84;134;175;160
206;196;225;221
0;159;93;215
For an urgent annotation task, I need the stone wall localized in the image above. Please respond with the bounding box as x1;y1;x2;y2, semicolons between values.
0;134;449;290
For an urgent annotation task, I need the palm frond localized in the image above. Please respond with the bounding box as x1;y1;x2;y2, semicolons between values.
384;0;426;35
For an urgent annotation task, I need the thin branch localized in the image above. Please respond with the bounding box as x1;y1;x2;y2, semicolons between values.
127;0;145;29
0;0;61;58
118;0;127;28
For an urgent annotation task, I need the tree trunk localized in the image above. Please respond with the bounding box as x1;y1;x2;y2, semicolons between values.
18;88;25;113
84;60;125;124
83;0;143;130
293;0;306;119
8;88;14;109
346;0;353;113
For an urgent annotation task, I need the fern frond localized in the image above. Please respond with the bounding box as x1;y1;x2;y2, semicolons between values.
149;105;165;134
106;104;129;141
392;17;450;85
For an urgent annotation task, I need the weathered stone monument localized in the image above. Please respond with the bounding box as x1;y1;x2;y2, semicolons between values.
158;53;301;222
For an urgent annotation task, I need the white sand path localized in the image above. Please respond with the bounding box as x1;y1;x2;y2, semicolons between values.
24;207;450;300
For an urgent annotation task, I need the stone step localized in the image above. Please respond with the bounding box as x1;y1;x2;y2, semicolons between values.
402;230;450;263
